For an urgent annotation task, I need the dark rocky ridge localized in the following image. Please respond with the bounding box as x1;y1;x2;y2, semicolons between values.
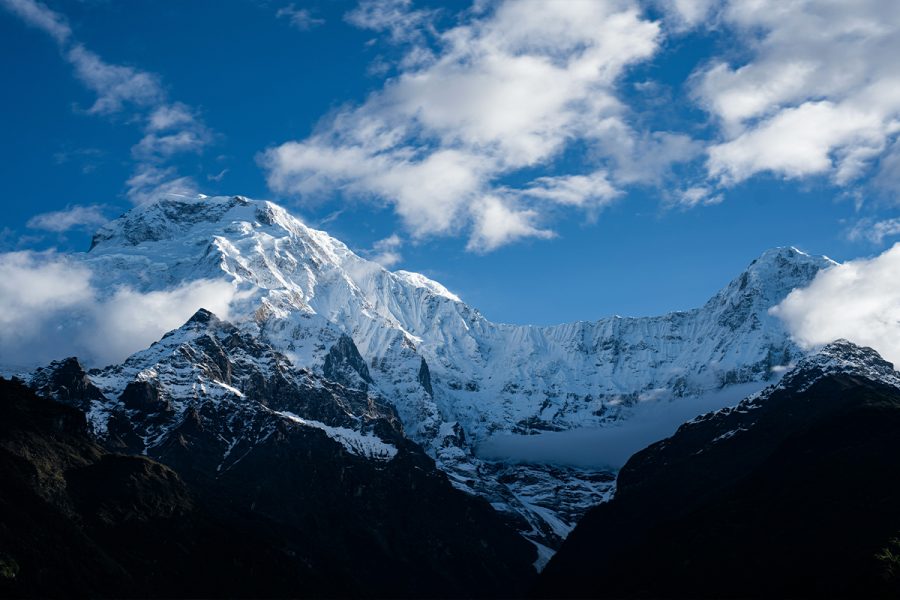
0;377;304;598
537;341;900;598
323;333;374;390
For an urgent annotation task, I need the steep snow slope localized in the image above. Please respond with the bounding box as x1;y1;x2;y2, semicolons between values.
84;195;834;446
42;194;836;553
85;196;443;444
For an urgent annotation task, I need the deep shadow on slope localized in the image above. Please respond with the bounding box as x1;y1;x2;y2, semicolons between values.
537;369;900;598
0;378;535;598
0;377;308;598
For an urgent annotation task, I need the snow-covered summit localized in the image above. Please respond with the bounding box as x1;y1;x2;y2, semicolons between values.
709;246;836;309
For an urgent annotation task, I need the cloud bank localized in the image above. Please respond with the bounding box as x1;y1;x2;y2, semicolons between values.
772;244;900;367
0;251;239;369
262;0;682;251
693;0;900;188
477;383;763;469
261;0;900;251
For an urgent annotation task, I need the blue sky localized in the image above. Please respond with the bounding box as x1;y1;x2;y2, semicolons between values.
2;0;899;325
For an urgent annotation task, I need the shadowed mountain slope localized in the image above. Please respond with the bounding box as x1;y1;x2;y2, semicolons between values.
537;341;900;598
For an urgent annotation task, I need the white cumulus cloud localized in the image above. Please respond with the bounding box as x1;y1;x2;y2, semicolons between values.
262;0;671;251
695;0;900;188
771;244;900;367
0;251;239;369
468;195;554;253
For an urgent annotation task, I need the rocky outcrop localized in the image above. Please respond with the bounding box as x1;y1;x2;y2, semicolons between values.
323;334;374;391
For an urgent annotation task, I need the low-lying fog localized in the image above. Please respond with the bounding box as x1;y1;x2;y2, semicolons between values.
476;382;765;469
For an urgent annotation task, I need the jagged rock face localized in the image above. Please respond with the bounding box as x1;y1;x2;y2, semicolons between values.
537;341;900;598
120;380;171;414
20;195;839;556
418;358;434;396
323;334;374;391
34;309;407;474
30;357;105;412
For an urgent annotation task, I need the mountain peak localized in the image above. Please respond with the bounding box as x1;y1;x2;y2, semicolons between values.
747;246;836;274
777;339;900;393
709;245;835;311
89;195;247;249
186;308;218;325
393;270;461;302
754;245;807;261
87;195;358;273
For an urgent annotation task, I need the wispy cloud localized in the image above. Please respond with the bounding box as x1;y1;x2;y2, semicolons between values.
125;165;200;206
276;4;325;30
1;0;215;205
66;44;165;116
847;217;900;245
517;171;620;208
367;233;403;267
132;103;213;162
52;146;105;173
0;0;70;43
674;186;723;209
207;168;229;182
26;204;109;233
345;0;437;45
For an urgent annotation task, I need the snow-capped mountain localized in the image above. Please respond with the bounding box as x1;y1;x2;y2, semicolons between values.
26;195;837;555
83;195;833;443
